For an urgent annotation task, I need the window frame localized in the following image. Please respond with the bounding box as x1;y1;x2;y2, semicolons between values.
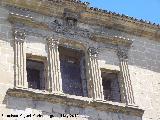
100;68;125;103
26;54;48;90
58;45;88;97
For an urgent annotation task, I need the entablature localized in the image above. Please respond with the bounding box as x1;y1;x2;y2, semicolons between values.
8;12;133;50
2;0;160;41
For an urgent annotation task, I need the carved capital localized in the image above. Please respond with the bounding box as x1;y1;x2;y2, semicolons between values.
46;37;59;47
13;30;26;41
88;47;98;57
117;48;129;60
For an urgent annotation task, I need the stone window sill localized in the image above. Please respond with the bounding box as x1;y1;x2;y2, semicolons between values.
6;88;144;117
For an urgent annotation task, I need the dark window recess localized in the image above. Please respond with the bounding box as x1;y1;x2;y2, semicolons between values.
26;59;45;90
59;46;87;97
101;71;121;102
27;68;40;89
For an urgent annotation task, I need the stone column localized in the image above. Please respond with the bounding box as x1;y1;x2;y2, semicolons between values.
117;48;135;105
13;30;28;88
87;47;104;101
46;37;62;94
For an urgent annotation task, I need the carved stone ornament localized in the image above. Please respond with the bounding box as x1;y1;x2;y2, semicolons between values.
64;9;79;29
49;20;64;33
117;48;129;60
66;18;77;29
88;47;98;57
13;30;26;40
49;19;91;38
64;9;79;21
46;37;59;47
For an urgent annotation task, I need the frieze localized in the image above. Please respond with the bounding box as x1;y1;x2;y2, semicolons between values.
8;5;134;51
48;19;92;38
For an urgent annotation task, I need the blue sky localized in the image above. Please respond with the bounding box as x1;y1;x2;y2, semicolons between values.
81;0;160;24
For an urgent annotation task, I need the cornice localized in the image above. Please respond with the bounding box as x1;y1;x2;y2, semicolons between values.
8;14;49;30
2;0;160;41
91;34;133;48
6;88;144;117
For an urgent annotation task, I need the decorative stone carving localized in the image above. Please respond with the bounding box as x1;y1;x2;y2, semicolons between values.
49;19;91;38
117;48;129;60
66;19;76;28
9;6;92;39
88;47;98;57
63;9;79;29
75;29;92;38
46;37;59;47
64;10;79;20
13;30;26;41
49;20;64;33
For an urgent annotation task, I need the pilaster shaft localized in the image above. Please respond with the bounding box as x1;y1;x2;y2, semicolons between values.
87;47;104;100
47;37;62;93
13;30;27;88
117;48;135;105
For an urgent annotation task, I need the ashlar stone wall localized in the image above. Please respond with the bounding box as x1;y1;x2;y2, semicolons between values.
0;4;159;120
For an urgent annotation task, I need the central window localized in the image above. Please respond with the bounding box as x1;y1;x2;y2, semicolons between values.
59;46;87;96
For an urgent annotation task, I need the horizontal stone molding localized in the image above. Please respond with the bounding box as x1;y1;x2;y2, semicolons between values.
91;34;133;48
6;88;144;117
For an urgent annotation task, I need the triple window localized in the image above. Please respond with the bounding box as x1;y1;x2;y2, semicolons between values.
26;45;121;102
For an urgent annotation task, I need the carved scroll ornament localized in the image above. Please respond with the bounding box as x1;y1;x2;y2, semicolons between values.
13;30;26;41
46;37;59;47
117;48;129;60
88;47;98;57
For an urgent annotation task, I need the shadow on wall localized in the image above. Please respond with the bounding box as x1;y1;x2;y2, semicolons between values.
97;30;160;73
2;95;84;119
128;38;160;73
2;95;94;120
2;94;142;120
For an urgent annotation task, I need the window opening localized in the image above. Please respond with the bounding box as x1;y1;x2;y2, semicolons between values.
59;46;87;96
101;70;121;102
26;59;45;90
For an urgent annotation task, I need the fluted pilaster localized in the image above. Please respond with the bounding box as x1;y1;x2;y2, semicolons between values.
117;48;135;105
46;37;62;93
87;47;104;100
13;30;27;88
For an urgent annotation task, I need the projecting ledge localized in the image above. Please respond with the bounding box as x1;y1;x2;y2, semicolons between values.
6;88;144;117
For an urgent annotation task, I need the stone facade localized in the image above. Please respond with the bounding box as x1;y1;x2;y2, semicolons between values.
0;0;160;120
